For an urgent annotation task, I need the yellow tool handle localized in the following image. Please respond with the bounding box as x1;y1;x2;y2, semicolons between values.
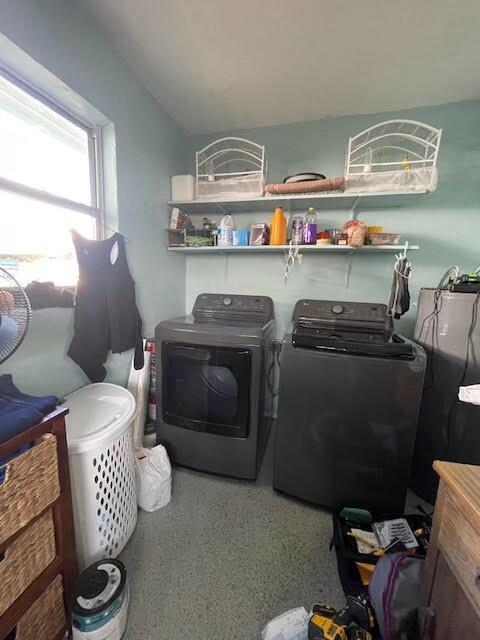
309;614;348;640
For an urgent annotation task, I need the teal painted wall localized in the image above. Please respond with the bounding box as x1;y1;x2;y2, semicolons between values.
0;0;186;397
1;0;478;398
185;101;480;337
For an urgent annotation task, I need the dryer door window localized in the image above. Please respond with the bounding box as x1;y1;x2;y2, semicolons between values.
162;342;251;437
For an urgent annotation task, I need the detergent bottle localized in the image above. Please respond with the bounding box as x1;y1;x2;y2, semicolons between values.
217;214;235;246
269;207;287;245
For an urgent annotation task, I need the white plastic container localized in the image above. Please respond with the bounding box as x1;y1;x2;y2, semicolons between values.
171;174;195;201
64;383;137;569
217;214;235;247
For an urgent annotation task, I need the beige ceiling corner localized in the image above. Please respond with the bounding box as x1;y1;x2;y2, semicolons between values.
77;0;480;134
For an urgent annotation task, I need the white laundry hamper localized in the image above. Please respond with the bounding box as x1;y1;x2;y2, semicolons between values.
64;383;138;569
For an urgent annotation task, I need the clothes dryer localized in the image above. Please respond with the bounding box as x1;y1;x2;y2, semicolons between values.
155;293;274;479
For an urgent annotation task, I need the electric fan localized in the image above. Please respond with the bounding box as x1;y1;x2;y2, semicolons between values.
0;267;31;364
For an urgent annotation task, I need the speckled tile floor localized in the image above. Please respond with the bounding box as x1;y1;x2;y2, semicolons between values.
120;432;343;639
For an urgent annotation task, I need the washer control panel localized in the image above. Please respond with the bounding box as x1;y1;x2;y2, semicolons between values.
293;299;389;327
193;293;274;324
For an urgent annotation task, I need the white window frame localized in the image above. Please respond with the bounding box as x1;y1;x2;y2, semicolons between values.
0;66;103;240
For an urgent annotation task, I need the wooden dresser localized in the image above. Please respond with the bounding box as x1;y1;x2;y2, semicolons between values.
421;460;480;637
0;408;77;640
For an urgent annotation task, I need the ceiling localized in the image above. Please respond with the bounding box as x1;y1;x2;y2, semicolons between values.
77;0;480;135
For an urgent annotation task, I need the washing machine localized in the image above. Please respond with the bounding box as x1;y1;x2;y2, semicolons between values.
155;293;274;479
274;299;426;512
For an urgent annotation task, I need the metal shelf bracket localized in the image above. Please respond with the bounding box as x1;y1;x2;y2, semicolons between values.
344;252;354;287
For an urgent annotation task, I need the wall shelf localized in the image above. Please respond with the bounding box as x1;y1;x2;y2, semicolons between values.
168;189;429;215
168;244;419;255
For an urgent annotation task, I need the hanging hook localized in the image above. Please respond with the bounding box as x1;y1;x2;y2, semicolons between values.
393;241;412;279
101;221;132;244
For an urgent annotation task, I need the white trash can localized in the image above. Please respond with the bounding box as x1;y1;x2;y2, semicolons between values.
64;383;137;569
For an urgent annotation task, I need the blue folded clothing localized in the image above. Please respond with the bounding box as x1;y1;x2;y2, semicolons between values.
0;374;58;445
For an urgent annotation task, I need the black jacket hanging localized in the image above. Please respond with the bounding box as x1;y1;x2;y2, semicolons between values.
387;255;411;319
68;231;144;382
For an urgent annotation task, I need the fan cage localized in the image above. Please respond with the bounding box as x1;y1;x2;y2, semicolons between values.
0;267;31;364
195;137;266;199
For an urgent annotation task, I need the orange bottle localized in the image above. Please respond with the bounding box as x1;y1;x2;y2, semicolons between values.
269;207;287;245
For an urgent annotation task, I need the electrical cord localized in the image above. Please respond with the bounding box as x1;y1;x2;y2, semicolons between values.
417;288;443;389
416;267;457;344
284;241;301;283
438;266;460;289
265;341;282;398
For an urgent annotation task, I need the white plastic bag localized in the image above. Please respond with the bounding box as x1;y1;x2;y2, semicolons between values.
261;607;309;640
135;445;172;511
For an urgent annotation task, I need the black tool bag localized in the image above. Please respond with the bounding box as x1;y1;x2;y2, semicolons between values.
330;511;430;597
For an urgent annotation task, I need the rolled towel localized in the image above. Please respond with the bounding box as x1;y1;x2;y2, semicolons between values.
266;176;345;195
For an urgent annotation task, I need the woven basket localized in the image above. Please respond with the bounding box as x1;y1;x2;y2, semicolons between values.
0;510;56;616
0;435;60;545
14;574;66;640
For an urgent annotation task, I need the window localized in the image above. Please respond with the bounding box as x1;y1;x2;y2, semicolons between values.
0;69;101;286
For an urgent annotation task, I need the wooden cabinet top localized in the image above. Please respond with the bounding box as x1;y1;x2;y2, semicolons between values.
434;460;480;523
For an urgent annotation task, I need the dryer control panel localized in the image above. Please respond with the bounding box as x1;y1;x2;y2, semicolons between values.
293;299;392;330
193;293;274;325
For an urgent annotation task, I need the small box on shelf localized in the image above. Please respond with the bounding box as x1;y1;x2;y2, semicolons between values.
167;228;186;247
